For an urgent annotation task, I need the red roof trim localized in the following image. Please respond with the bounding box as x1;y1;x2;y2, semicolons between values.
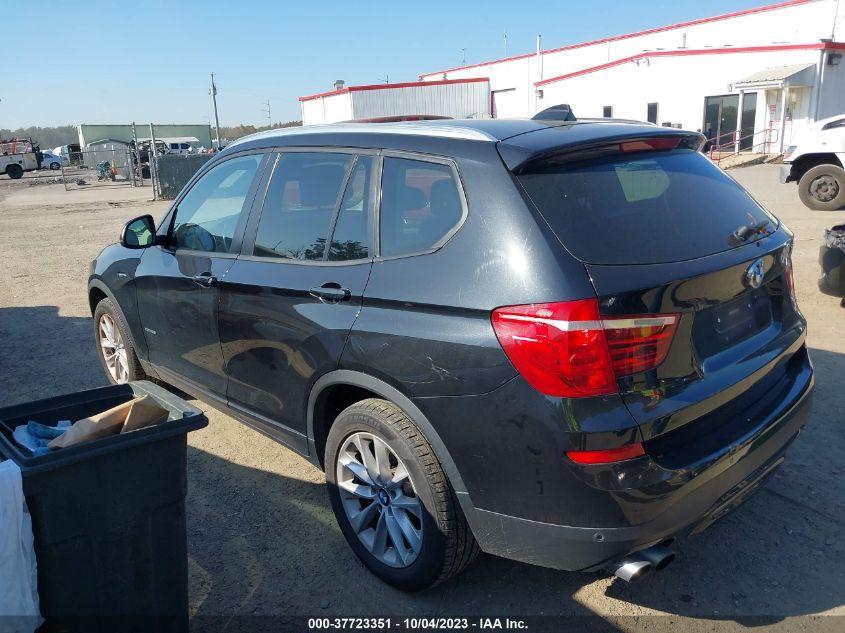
419;0;813;79
299;77;489;102
535;42;842;86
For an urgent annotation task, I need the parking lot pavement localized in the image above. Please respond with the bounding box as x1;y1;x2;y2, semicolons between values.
1;166;844;630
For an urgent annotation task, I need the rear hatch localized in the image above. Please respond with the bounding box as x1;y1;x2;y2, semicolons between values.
509;131;808;460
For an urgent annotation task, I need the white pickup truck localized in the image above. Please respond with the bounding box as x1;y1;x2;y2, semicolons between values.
1;138;39;179
780;115;845;211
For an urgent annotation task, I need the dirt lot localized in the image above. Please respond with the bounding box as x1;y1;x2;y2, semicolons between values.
1;167;844;631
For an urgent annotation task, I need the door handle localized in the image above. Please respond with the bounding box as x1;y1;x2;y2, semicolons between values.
309;283;351;303
192;273;218;287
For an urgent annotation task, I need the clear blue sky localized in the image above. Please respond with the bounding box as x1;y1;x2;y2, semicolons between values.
3;0;775;129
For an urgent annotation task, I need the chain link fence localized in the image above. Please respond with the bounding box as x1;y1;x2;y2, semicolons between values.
61;147;139;191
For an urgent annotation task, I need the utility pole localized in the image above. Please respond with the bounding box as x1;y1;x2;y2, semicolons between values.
130;121;139;187
378;74;390;84
504;32;508;57
262;100;272;127
461;48;467;66
148;123;158;200
209;73;222;150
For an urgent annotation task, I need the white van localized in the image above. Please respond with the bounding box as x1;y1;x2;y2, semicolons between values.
159;137;199;155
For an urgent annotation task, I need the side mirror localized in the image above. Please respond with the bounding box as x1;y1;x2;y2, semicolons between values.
120;214;157;249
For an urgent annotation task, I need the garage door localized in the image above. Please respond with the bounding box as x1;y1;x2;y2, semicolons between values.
492;88;520;119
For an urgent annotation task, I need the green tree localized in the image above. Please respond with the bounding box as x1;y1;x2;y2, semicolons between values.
0;125;77;149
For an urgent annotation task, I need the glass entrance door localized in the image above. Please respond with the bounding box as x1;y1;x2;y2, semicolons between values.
704;95;737;150
739;93;757;150
703;94;757;151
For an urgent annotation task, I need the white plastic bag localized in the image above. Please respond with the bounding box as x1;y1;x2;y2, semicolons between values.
0;460;41;623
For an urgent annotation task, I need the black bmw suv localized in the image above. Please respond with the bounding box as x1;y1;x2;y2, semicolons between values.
88;118;813;590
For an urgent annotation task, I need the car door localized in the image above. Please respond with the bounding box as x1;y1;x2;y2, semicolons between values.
135;151;270;397
218;149;376;447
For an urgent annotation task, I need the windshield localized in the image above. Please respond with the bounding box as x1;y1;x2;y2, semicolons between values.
517;149;777;265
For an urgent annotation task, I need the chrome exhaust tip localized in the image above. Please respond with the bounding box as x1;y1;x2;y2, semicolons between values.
606;543;676;582
607;558;652;582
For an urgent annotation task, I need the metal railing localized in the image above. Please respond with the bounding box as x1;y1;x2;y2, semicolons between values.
707;128;780;163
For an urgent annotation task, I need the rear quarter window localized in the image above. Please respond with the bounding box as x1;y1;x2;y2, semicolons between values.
379;157;464;257
517;149;776;265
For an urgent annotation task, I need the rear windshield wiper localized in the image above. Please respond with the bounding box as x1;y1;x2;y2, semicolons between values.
730;219;772;245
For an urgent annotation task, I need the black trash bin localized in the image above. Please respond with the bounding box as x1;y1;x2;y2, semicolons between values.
0;381;207;632
820;223;845;298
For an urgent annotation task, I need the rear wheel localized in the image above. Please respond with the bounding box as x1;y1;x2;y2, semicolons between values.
93;298;146;384
6;164;23;179
798;164;845;211
325;399;479;591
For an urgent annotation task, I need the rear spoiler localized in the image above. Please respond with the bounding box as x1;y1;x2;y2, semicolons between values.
498;127;706;174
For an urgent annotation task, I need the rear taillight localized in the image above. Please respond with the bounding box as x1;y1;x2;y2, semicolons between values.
784;257;795;297
782;248;802;314
491;298;678;398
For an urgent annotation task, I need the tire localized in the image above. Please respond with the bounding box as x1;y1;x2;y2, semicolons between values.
325;399;479;591
93;298;146;385
798;164;845;211
50;161;60;170
6;164;23;179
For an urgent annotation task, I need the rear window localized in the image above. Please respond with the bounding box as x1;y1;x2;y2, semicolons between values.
517;149;776;265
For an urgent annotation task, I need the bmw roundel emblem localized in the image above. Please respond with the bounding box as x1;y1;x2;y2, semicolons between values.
746;258;765;289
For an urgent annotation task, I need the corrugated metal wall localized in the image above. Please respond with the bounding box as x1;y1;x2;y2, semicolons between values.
350;82;490;120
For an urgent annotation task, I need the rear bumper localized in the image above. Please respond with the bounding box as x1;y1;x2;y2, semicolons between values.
463;369;813;572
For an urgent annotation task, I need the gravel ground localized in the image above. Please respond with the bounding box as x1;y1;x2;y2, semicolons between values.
1;166;844;631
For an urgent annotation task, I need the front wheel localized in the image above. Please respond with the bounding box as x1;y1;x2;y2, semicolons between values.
798;164;845;211
93;298;146;384
325;399;479;591
50;161;60;170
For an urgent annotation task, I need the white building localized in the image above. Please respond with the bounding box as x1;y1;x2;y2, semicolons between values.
419;0;845;151
300;78;491;126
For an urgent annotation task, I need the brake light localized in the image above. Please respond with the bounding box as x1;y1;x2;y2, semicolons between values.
619;137;682;153
491;298;678;398
566;443;645;464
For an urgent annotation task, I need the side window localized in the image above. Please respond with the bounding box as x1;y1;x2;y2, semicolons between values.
379;157;463;258
328;156;373;261
170;153;263;253
253;152;352;260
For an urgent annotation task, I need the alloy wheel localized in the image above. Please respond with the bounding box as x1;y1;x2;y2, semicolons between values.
98;313;129;383
336;432;424;568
